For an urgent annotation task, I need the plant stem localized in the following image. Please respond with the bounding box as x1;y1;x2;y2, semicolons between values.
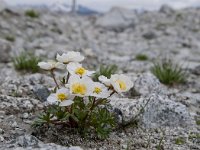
90;97;96;110
50;70;59;89
81;97;96;129
108;90;116;97
66;72;70;83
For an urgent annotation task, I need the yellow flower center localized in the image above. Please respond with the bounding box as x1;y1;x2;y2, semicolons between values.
72;83;87;95
57;93;68;101
75;67;86;76
117;80;126;90
93;87;102;94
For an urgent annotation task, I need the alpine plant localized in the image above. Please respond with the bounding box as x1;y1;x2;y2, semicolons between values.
34;51;133;139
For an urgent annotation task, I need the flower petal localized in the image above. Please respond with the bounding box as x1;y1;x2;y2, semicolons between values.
86;70;95;76
60;100;74;106
57;88;69;94
47;94;57;104
38;62;51;70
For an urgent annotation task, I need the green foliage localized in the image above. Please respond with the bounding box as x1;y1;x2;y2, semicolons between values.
25;9;39;18
51;28;62;34
175;137;185;145
189;133;200;140
33;97;116;139
151;59;186;85
93;64;118;81
135;54;148;61
5;35;15;42
196;119;200;125
13;52;40;73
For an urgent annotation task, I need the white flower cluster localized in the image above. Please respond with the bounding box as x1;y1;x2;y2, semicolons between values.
38;51;133;107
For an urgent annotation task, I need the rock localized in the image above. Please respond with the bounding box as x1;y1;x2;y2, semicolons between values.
174;92;200;115
142;94;193;128
0;39;12;63
0;95;42;113
22;113;29;119
191;65;200;75
142;31;157;40
109;96;150;124
110;94;193;128
11;121;18;128
0;136;4;142
96;7;138;31
0;0;7;12
33;85;50;102
0;128;4;134
159;4;175;15
133;73;164;96
16;135;39;148
1;135;83;150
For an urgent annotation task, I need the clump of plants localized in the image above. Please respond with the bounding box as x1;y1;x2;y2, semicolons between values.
135;54;148;61
175;137;185;145
93;64;118;81
25;9;39;18
33;51;133;139
151;59;186;85
195;119;200;125
5;35;15;42
13;52;41;73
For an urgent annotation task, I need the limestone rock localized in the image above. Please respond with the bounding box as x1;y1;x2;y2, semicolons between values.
159;4;175;15
109;97;145;124
0;135;83;150
0;39;12;63
33;85;50;102
133;73;164;96
110;94;193;128
142;94;193;128
142;31;157;40
96;7;138;31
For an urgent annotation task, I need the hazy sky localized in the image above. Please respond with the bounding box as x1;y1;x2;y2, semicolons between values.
5;0;200;12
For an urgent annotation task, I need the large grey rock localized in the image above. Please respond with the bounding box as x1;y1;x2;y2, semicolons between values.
96;7;138;31
33;85;50;102
0;39;12;63
133;73;164;96
159;4;175;15
0;135;82;150
110;94;193;128
109;97;145;124
142;94;193;128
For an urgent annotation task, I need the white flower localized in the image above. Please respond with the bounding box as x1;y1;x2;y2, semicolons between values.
91;82;110;98
56;51;84;64
38;61;65;71
68;75;93;97
110;74;133;93
47;88;74;106
67;62;95;77
98;75;111;86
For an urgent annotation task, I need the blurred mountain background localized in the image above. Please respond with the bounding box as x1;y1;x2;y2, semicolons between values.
4;0;200;13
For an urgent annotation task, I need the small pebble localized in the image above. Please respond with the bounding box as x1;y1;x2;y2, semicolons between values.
0;136;4;142
122;144;128;149
11;121;18;128
0;128;4;134
23;113;29;119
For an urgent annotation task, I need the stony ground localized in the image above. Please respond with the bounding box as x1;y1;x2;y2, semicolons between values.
0;4;200;150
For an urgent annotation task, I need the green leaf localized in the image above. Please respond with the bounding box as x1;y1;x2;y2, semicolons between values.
93;64;118;81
